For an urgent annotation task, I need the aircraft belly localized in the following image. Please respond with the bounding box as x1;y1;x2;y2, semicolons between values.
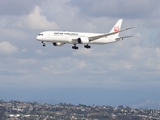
90;38;115;44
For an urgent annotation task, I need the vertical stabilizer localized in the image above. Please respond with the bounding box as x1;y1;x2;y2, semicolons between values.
110;19;123;37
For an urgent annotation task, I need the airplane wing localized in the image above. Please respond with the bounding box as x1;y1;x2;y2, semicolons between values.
88;27;134;41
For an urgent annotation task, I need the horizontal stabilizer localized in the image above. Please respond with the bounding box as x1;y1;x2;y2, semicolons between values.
116;35;134;41
119;26;135;33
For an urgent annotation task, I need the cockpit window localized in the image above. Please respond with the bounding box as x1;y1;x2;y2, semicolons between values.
39;34;43;36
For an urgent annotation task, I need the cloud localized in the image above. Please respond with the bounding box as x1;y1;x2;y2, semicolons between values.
0;41;18;54
21;49;27;53
35;49;48;55
15;6;59;30
0;0;37;16
0;0;159;109
0;28;28;40
0;0;160;103
40;57;87;74
69;0;160;19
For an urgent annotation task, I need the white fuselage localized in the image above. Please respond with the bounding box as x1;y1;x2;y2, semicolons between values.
36;31;117;45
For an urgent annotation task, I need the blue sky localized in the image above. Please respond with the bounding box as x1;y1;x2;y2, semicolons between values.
0;0;160;109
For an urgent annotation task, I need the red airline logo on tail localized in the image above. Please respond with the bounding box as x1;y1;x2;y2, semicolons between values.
114;26;120;32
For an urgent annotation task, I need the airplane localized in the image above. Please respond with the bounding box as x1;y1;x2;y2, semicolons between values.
36;19;134;50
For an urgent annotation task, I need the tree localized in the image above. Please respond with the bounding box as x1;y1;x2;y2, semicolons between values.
125;106;132;112
0;112;5;120
0;100;4;104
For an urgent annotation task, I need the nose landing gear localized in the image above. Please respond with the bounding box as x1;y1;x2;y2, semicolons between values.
42;41;46;47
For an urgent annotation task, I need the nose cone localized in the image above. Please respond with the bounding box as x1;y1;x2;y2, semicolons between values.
36;34;42;41
36;36;39;40
36;33;44;41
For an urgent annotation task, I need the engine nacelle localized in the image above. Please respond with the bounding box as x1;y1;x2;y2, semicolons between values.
53;42;65;46
77;37;89;44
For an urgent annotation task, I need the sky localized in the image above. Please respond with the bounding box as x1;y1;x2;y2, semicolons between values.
0;0;160;109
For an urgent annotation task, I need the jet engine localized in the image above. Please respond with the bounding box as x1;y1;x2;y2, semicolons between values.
53;42;65;46
77;37;89;44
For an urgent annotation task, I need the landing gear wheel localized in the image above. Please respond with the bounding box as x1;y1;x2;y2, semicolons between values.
42;41;46;47
84;44;91;49
43;43;46;47
72;44;78;50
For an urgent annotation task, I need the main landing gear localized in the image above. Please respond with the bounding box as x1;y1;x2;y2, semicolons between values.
84;44;91;49
72;44;79;50
42;41;46;47
72;44;91;50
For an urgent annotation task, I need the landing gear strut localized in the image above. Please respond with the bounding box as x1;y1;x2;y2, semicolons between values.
42;41;46;47
84;44;91;49
72;44;78;50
